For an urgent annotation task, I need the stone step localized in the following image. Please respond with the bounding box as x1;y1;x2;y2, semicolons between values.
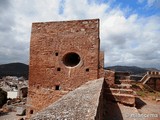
119;79;134;84
104;88;134;95
156;97;160;102
118;84;132;89
105;93;135;106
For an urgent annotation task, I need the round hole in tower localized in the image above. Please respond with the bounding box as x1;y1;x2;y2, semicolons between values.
63;52;81;67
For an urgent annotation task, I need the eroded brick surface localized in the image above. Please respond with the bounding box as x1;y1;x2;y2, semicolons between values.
30;78;104;120
104;70;115;86
27;19;103;117
99;51;104;78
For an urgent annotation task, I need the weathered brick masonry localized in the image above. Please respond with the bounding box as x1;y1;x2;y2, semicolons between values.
27;19;104;117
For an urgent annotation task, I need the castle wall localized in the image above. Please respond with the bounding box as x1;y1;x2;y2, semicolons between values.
27;19;102;116
146;78;160;91
99;51;104;78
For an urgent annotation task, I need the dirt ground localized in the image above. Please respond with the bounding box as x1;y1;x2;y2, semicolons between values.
135;97;160;120
103;96;160;120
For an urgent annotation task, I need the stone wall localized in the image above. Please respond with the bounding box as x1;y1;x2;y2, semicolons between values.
99;51;104;78
104;70;115;87
146;78;160;91
30;78;104;120
27;19;102;117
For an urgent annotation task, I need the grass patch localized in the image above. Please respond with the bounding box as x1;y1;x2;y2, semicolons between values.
131;83;160;99
155;92;160;98
136;91;146;97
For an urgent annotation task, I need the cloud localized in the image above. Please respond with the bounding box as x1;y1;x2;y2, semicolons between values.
0;0;14;32
102;13;160;68
0;0;160;69
148;0;160;8
147;0;156;7
138;0;145;4
0;0;10;12
0;0;33;64
138;0;160;8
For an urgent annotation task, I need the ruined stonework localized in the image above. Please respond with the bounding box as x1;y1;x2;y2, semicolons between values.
141;71;160;91
104;70;115;87
30;78;104;120
27;19;103;117
99;51;104;78
146;78;160;91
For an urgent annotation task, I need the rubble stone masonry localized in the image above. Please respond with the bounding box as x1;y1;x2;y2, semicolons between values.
27;19;103;117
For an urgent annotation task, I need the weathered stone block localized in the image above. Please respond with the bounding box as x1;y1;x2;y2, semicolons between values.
16;107;26;116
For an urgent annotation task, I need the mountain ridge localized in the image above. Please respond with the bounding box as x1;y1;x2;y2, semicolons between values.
0;63;159;78
0;62;29;79
105;65;160;75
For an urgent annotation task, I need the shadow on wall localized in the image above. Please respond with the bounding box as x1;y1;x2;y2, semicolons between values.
95;80;123;120
135;97;146;109
103;80;123;120
95;80;104;120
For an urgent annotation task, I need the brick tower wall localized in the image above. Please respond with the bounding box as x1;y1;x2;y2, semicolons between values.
99;51;104;78
27;19;101;117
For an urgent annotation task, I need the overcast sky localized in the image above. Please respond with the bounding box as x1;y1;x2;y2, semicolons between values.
0;0;160;69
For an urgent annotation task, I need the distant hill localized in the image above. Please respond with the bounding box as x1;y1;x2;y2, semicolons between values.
0;63;159;79
0;63;29;79
105;66;160;75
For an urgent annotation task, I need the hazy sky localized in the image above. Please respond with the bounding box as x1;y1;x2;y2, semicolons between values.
0;0;160;69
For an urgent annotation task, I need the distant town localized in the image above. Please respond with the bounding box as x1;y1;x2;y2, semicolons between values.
0;62;160;119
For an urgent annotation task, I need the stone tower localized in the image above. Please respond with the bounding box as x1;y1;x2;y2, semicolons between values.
27;19;104;116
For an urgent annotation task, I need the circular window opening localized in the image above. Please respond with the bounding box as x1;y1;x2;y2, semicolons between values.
63;52;81;67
